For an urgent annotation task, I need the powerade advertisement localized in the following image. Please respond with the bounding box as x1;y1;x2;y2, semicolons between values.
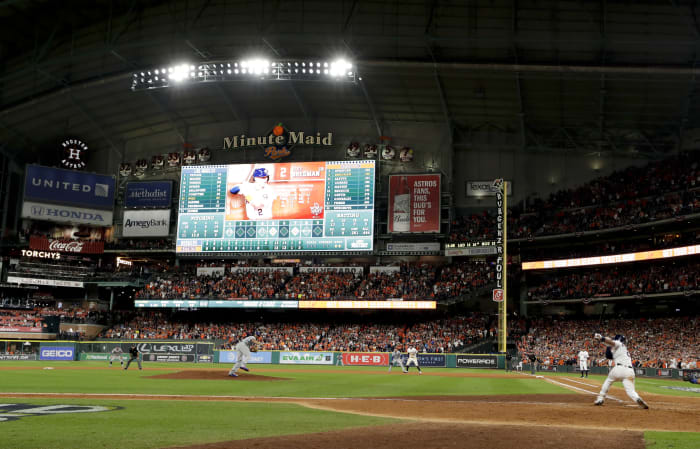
218;351;272;364
124;181;173;208
279;351;334;365
456;354;498;369
24;165;116;210
39;346;74;361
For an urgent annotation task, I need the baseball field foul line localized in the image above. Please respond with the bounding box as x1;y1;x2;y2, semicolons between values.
540;376;623;402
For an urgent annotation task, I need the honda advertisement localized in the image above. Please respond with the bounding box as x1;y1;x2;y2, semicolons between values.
399;353;446;367
279;352;334;365
39;346;75;361
24;165;116;210
29;236;104;254
124;181;173;208
342;352;390;366
456;354;498;369
218;351;272;364
122;209;171;237
21;201;114;226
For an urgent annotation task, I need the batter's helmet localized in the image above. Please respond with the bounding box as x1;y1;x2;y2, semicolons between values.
253;168;269;178
613;334;625;343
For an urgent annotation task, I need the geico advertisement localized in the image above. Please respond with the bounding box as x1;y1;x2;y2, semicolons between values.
218;351;272;364
342;352;389;366
122;209;171;237
39;346;74;361
456;354;498;369
279;352;334;365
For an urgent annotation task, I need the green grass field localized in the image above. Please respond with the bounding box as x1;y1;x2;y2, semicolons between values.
1;361;698;449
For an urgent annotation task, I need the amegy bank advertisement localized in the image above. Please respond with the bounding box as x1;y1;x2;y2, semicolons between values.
279;351;334;365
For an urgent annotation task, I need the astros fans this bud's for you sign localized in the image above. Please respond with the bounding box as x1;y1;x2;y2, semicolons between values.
387;174;441;233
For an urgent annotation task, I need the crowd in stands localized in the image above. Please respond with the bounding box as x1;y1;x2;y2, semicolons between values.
134;262;496;301
0;309;44;329
516;316;699;369
527;259;700;301
450;151;700;242
100;312;492;353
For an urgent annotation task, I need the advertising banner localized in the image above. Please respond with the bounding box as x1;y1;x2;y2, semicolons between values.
0;354;35;361
342;352;389;366
7;276;84;288
369;266;400;274
230;266;294;275
144;354;196;363
125;181;173;208
122;209;171;237
24;164;116;209
29;236;104;254
39;346;75;361
80;353;110;361
22;201;114;226
445;246;497;257
218;351;273;364
456;354;498;369
279;351;334;365
298;266;363;276
134;300;298;308
0;326;43;333
399;353;446;367
298;301;436;310
466;180;512;197
136;343;196;354
388;174;440;233
196;266;226;277
197;355;214;363
385;242;440;253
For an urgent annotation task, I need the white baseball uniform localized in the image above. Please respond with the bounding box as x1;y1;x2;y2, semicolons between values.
596;339;645;405
235;182;275;219
389;349;406;372
577;350;589;373
230;336;256;375
109;346;123;365
405;347;422;373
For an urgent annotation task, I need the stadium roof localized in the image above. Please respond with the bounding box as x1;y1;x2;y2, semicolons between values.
1;0;699;163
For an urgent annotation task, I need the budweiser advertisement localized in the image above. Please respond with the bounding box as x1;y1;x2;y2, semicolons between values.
387;174;440;233
342;352;389;366
30;236;104;254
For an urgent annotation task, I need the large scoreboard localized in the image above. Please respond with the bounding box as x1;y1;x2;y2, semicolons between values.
176;161;375;253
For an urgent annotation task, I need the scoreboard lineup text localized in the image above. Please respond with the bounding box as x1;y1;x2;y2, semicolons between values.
176;161;375;253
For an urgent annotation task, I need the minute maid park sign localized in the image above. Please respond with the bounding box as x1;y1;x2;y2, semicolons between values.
222;123;333;160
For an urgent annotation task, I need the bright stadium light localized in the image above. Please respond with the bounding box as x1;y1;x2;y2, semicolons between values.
329;59;352;77
168;64;190;82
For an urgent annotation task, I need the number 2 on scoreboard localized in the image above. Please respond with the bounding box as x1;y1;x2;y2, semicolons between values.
280;167;287;177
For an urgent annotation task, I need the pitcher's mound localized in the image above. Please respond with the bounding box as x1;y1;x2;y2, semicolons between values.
148;370;287;381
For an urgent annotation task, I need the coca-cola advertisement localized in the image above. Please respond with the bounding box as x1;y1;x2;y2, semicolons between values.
30;236;104;254
387;174;441;233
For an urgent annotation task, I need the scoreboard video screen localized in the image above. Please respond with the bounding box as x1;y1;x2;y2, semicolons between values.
176;161;375;253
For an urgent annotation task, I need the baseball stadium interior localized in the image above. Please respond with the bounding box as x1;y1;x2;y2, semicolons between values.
0;1;699;449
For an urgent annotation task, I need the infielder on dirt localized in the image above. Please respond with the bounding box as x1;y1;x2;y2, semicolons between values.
404;346;422;374
577;348;589;378
229;335;257;377
109;346;123;367
593;333;648;409
388;347;407;373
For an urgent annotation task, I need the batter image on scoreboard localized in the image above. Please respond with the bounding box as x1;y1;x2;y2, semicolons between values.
226;162;326;221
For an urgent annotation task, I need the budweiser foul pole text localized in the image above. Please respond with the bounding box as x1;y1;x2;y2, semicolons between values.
494;179;508;353
29;236;104;254
388;174;441;233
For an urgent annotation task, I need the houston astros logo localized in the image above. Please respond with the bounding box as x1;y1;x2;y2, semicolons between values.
0;403;121;422
60;138;88;170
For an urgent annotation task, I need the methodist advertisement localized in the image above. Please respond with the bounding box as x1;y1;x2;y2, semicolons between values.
176;161;375;253
124;181;173;208
387;174;440;233
122;209;171;237
279;351;334;365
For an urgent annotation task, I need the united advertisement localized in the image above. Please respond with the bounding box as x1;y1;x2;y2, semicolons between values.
23;165;116;210
124;181;173;208
387;174;440;233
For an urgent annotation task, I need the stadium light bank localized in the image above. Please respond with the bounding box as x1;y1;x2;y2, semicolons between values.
131;58;355;91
